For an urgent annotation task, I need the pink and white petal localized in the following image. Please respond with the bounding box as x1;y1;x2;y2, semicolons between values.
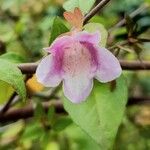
36;55;62;87
95;47;122;83
74;31;100;45
63;75;93;103
49;35;73;53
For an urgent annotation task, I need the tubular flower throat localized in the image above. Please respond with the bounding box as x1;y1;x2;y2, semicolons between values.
36;8;122;103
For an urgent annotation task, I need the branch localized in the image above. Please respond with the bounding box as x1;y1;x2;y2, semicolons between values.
17;60;150;74
128;97;150;106
17;63;38;74
0;101;64;123
0;92;17;114
0;97;150;123
119;60;150;70
84;0;111;24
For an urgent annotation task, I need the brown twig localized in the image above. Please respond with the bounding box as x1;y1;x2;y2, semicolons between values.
0;97;149;122
0;101;64;123
128;97;150;106
84;0;111;24
0;92;17;114
17;63;38;74
119;60;150;70
17;60;150;74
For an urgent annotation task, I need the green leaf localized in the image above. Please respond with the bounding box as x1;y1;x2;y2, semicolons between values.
47;106;55;121
63;0;96;14
21;121;45;141
64;123;100;150
0;59;26;101
0;52;26;63
53;116;73;132
34;101;46;120
63;76;128;149
84;23;108;47
49;17;69;45
0;80;14;104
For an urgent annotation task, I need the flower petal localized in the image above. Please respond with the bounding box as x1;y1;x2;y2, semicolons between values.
95;47;122;83
47;36;73;53
36;55;62;87
63;75;93;103
75;31;100;45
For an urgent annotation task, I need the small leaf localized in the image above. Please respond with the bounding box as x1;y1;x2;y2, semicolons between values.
47;106;55;121
125;15;138;37
21;121;45;141
0;59;26;101
133;43;144;61
125;15;134;34
53;116;73;132
84;23;108;47
63;0;96;14
34;101;46;120
63;76;128;149
49;17;69;45
133;43;144;55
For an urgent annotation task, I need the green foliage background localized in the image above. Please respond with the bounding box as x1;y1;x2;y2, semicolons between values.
0;0;150;150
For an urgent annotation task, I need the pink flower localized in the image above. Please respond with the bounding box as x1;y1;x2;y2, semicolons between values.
36;8;122;103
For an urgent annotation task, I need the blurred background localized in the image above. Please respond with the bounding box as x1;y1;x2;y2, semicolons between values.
0;0;150;149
